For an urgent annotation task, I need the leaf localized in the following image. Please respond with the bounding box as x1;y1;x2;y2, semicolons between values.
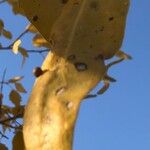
32;34;50;48
9;90;21;106
0;93;3;101
2;29;12;39
7;0;25;15
0;19;4;32
12;131;25;150
18;47;29;57
26;24;38;33
15;83;27;93
97;83;110;95
8;76;24;83
12;39;21;54
18;0;67;41
0;143;8;150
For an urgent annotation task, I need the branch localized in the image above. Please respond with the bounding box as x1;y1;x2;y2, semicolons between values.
0;112;23;124
0;47;50;54
0;131;8;139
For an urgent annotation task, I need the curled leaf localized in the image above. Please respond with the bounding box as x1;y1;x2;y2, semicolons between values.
18;47;29;57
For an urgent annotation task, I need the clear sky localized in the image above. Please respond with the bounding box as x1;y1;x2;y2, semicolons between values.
0;0;150;150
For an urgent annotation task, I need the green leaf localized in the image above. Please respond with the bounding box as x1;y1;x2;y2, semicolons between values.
15;83;27;93
9;90;21;106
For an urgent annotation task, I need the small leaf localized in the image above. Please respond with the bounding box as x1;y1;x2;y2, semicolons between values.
32;34;50;48
8;76;24;83
0;93;3;101
18;47;29;57
12;39;21;54
9;90;21;106
2;29;12;39
12;131;25;150
15;83;27;93
0;19;4;32
26;24;38;33
0;143;8;150
97;82;110;95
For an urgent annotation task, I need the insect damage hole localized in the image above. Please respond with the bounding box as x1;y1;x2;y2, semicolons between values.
74;62;87;71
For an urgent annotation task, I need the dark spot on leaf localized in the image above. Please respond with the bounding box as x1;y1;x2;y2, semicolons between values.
62;0;68;4
90;1;98;10
67;55;76;61
32;15;38;22
100;26;104;31
109;17;114;21
95;54;104;60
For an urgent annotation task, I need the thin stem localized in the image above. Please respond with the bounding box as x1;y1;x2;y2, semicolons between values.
8;29;29;47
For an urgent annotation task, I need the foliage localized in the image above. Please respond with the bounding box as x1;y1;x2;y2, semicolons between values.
0;0;49;149
0;0;130;149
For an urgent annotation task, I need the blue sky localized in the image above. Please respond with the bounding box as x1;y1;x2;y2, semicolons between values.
0;0;150;150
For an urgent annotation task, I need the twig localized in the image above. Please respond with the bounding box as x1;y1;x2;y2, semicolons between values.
0;131;8;139
0;47;50;54
1;122;22;130
0;68;7;93
8;29;29;47
0;113;23;124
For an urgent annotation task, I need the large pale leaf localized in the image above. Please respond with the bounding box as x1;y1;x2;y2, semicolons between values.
18;0;68;41
19;0;129;59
